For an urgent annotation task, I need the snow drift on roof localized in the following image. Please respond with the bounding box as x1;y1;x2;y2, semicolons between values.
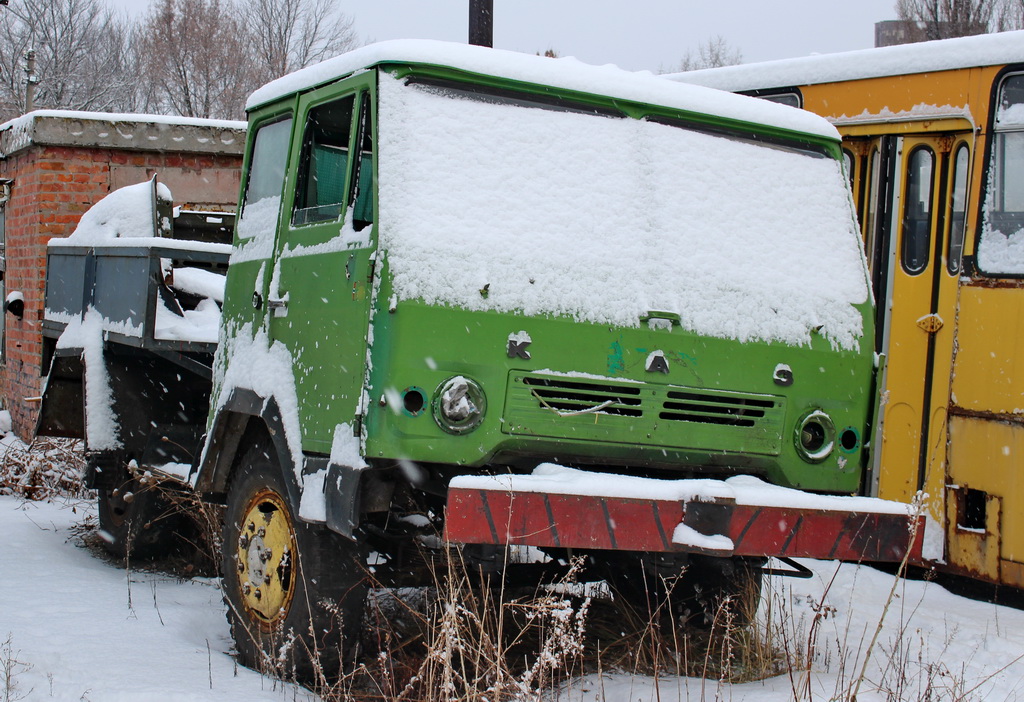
246;39;839;141
0;108;245;135
671;30;1024;92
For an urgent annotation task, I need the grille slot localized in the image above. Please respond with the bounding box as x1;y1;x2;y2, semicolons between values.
523;376;643;417
661;391;775;426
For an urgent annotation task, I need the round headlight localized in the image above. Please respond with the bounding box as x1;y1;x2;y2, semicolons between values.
433;376;486;434
794;409;836;463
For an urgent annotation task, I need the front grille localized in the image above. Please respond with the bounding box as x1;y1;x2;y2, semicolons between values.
504;372;784;456
661;391;775;427
522;376;642;417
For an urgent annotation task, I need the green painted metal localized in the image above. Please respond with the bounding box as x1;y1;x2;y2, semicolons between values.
214;58;875;497
363;298;872;493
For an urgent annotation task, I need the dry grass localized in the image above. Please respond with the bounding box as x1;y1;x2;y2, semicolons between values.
292;552;790;702
1;634;32;702
0;436;86;501
306;555;593;701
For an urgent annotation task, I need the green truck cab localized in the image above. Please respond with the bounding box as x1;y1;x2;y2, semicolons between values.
196;41;881;673
41;41;920;680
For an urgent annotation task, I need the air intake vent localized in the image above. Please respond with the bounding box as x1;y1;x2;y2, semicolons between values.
661;391;776;427
523;376;642;417
504;371;784;457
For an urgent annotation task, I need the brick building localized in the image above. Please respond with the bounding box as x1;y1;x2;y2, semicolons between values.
0;111;246;440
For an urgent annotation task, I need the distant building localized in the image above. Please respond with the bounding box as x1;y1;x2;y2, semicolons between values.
0;111;246;440
875;19;988;47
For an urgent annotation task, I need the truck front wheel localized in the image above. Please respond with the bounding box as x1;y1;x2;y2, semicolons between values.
221;440;367;681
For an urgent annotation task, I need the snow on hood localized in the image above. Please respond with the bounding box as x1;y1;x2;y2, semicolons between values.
671;30;1024;92
378;74;868;350
247;39;840;141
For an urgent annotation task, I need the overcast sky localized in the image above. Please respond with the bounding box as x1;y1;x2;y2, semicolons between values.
108;0;900;73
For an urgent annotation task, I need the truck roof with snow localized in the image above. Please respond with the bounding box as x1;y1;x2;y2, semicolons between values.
38;41;920;682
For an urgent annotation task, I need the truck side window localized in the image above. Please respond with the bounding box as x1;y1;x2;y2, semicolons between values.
350;94;374;231
238;117;292;241
293;96;356;226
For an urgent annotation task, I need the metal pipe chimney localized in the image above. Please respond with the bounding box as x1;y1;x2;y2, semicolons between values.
469;0;493;47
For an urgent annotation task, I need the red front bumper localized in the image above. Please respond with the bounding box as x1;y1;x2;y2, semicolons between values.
444;476;924;564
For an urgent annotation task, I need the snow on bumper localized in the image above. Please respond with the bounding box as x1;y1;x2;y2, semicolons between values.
445;465;925;563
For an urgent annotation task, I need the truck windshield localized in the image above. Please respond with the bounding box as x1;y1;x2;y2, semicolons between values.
377;75;868;351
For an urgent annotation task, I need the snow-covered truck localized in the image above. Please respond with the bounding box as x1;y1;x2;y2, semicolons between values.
37;41;924;677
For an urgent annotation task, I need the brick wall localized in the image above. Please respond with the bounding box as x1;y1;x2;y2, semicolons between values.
0;142;243;440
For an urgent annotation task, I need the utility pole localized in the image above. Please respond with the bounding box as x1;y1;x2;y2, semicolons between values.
468;0;493;47
24;49;38;114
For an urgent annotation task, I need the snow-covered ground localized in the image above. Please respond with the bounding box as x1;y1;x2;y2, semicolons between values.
3;495;1024;701
1;496;314;702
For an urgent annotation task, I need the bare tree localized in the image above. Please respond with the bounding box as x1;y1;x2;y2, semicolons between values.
0;0;135;122
995;0;1024;29
674;36;743;72
240;0;359;85
135;0;253;119
895;0;997;39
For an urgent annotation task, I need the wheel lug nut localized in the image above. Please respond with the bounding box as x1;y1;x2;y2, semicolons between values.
262;548;272;561
237;561;245;573
242;583;251;595
239;535;249;549
263;574;272;585
254;588;262;600
257;527;266;538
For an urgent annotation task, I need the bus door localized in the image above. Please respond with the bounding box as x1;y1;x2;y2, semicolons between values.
869;132;972;526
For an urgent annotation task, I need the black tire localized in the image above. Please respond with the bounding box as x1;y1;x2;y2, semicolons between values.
221;439;367;682
97;478;184;559
669;555;764;630
602;553;763;631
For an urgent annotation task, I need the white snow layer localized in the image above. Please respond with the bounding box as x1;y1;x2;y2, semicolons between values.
671;29;1024;92
450;464;915;516
0;107;246;134
207;323;303;484
248;40;838;140
155;297;221;343
170;267;226;303
378;74;868;350
0;497;314;702
62;180;168;243
54;309;121;450
6;496;1024;702
978;227;1024;274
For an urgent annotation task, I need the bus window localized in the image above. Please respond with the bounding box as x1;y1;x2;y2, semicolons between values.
947;144;969;275
760;92;801;108
864;146;881;264
979;73;1024;274
901;147;934;275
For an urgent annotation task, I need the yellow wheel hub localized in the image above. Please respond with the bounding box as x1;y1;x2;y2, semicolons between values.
235;487;296;627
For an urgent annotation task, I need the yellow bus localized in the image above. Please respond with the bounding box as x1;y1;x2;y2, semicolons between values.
673;31;1024;588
